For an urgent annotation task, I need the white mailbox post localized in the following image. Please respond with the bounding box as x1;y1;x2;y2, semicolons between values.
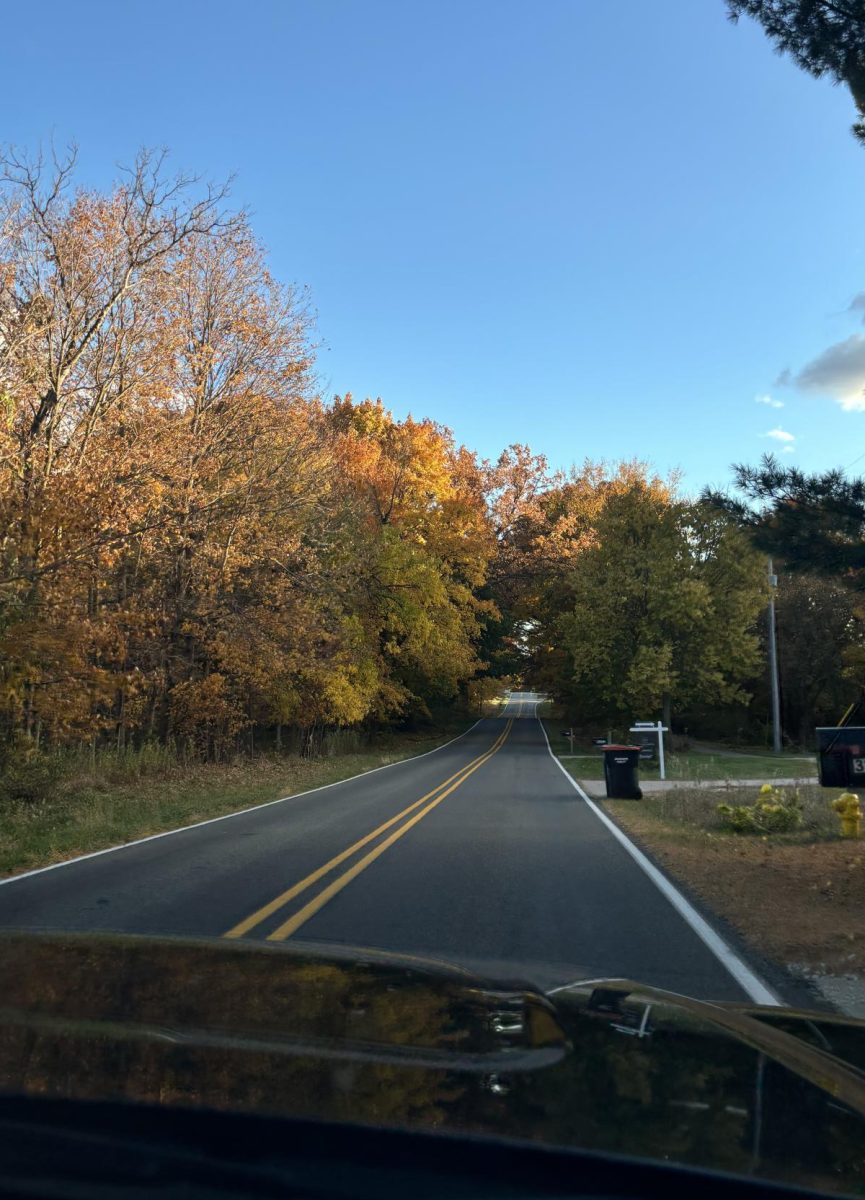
630;720;669;781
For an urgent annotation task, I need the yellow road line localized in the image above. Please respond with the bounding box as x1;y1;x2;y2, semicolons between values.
266;720;512;941
224;720;512;940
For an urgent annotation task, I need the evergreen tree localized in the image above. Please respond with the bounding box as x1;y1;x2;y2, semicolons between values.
727;0;865;143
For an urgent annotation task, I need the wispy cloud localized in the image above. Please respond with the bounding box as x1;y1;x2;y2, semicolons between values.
755;393;783;409
762;427;796;454
849;293;865;322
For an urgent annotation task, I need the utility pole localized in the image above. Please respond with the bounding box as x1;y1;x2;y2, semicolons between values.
767;558;782;754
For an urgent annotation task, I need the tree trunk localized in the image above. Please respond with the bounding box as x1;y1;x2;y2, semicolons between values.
116;690;126;751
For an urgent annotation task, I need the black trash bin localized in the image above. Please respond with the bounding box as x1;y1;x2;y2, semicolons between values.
816;726;865;788
602;744;642;800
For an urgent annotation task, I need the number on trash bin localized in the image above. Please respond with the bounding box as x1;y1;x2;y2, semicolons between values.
853;757;865;774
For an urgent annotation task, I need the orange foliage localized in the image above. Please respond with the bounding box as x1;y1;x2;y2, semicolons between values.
0;152;500;757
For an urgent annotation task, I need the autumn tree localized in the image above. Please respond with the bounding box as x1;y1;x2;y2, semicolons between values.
325;395;496;722
0;146;232;748
137;224;325;752
0;143;504;764
478;444;560;679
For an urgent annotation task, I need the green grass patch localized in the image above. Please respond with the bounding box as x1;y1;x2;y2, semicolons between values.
0;722;467;877
544;722;816;781
638;751;817;781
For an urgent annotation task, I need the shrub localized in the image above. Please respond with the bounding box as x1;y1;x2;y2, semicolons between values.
717;783;802;834
0;747;63;805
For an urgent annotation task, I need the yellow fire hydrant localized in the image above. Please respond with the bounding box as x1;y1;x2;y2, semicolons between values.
832;792;862;838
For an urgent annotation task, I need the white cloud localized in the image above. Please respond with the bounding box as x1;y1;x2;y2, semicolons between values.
773;295;865;412
763;426;795;443
787;334;865;412
755;393;783;409
781;445;795;455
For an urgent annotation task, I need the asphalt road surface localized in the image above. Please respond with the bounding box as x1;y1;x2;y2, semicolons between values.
0;694;777;1002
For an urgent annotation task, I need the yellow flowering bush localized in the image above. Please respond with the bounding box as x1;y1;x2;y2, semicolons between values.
718;783;802;834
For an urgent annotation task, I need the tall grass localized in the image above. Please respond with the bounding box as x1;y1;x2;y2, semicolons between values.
639;784;839;841
58;741;181;783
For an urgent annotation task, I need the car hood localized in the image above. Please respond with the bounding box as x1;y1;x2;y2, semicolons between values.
0;932;864;1195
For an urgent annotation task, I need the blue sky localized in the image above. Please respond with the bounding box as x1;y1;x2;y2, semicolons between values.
6;0;865;492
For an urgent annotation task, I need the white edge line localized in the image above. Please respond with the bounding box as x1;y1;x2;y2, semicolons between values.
0;718;485;889
536;714;781;1007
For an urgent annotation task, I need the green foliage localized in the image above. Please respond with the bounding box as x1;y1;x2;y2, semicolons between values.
703;458;865;743
717;784;802;833
769;572;864;743
529;468;768;724
704;455;865;584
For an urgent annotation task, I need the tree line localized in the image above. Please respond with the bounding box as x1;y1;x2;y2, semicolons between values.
1;147;861;768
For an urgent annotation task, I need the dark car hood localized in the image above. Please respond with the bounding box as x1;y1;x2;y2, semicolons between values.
1;932;864;1196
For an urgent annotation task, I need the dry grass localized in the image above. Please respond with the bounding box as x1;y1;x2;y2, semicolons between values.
605;786;865;980
637;783;837;840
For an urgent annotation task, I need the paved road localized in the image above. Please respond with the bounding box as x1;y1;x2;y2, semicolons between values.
0;694;774;1001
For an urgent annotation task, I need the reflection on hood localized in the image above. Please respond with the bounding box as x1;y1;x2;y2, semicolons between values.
0;932;864;1197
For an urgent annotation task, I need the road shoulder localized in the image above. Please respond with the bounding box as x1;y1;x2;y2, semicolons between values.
597;795;865;1017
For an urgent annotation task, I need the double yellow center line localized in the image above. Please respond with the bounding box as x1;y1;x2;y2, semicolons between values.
224;719;513;942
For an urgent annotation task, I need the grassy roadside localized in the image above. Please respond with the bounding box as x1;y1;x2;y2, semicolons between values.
0;720;471;878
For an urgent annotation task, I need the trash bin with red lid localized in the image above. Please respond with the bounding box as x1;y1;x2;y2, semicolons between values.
602;745;642;799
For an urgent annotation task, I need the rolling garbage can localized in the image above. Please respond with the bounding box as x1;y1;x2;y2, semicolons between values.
817;726;865;788
603;744;642;800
